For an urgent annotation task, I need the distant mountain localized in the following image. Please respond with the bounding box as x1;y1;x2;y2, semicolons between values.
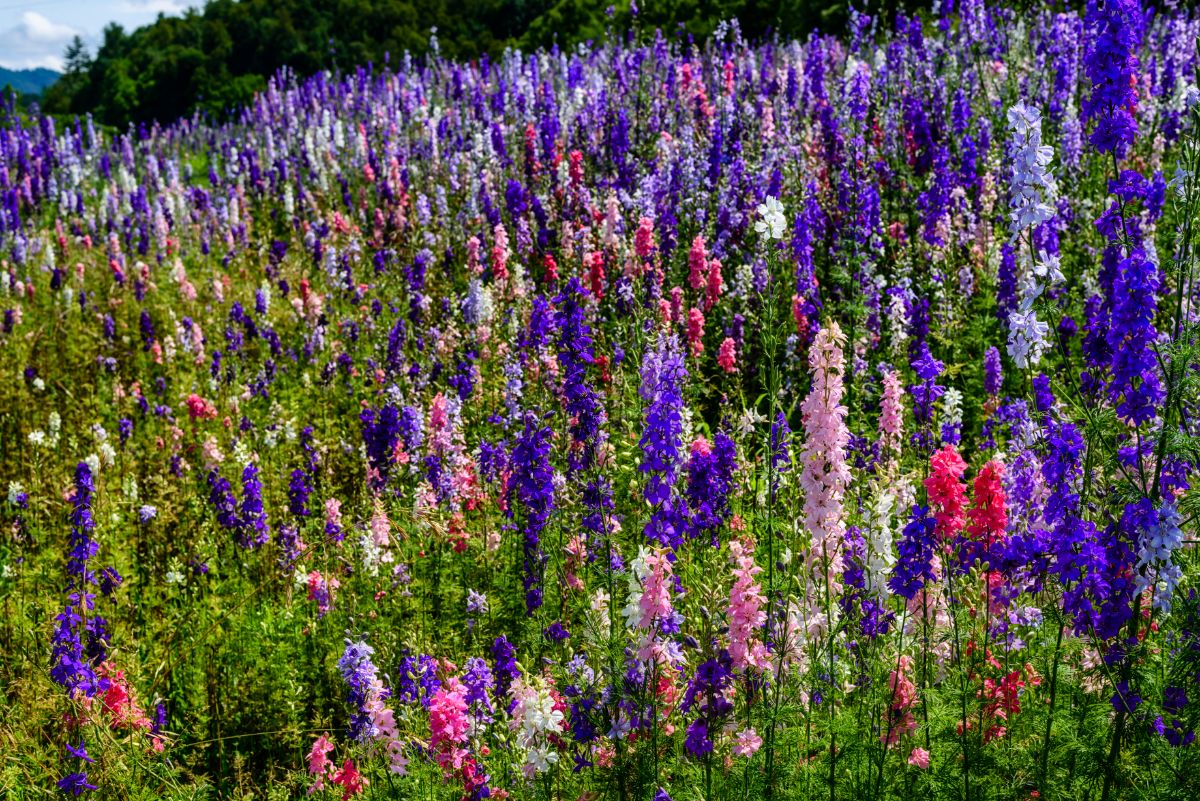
0;67;61;97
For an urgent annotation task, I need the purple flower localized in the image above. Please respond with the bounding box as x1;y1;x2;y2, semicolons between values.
463;657;495;724
490;635;520;702
640;335;688;550
239;463;269;548
1082;0;1143;158
207;469;240;531
555;278;605;471
889;505;937;600
544;621;571;642
908;342;945;452
287;468;312;518
1106;247;1163;424
509;415;555;614
57;772;98;796
65;740;94;763
360;403;401;490
983;346;1003;396
338;637;387;741
680;650;735;758
684;432;738;545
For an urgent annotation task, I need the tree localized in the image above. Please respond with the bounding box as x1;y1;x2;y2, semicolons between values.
63;36;92;75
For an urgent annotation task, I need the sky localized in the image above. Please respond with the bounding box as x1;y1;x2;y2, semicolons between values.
0;1;191;71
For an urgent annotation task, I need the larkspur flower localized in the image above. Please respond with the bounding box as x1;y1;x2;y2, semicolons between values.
755;196;787;240
800;321;850;585
727;537;767;672
509;415;555;613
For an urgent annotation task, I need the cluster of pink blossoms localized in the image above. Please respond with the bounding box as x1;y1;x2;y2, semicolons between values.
800;320;851;583
883;655;919;747
429;677;471;772
966;461;1008;547
879;369;905;459
926;445;969;541
727;537;768;672
717;337;738;373
307;737;366;800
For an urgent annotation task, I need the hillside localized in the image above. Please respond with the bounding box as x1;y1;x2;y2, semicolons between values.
0;66;60;96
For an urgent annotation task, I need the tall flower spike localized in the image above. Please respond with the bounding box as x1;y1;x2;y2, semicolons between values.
508;415;556;614
925;445;969;542
1082;0;1143;158
640;334;688;551
879;368;905;459
800;320;850;585
727;537;767;672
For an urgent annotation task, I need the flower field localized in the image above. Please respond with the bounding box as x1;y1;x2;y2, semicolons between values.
3;2;1200;799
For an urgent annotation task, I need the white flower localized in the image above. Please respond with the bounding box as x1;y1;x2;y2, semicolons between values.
736;407;767;438
1033;249;1064;285
526;745;558;773
754;196;787;240
1006;101;1056;243
1007;308;1049;368
166;569;185;585
941;387;963;429
864;490;896;599
28;430;46;447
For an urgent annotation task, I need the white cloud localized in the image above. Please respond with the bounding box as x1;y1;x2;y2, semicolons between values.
0;11;82;71
116;0;192;13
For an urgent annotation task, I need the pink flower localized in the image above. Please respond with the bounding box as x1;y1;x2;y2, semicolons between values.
926;445;968;541
688;235;708;290
324;498;342;528
966;460;1007;547
185;393;217;421
491;224;510;281
733;727;763;756
728;538;767;672
883;655;919;746
330;759;366;799
879;369;904;456
687;307;705;357
908;747;930;768
717;337;738;373
370;501;391;548
430;677;470;774
657;298;672;327
635;217;656;259
466;236;482;275
705;258;724;310
800;321;850;583
638;549;675;631
307;734;335;778
588;251;606;299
